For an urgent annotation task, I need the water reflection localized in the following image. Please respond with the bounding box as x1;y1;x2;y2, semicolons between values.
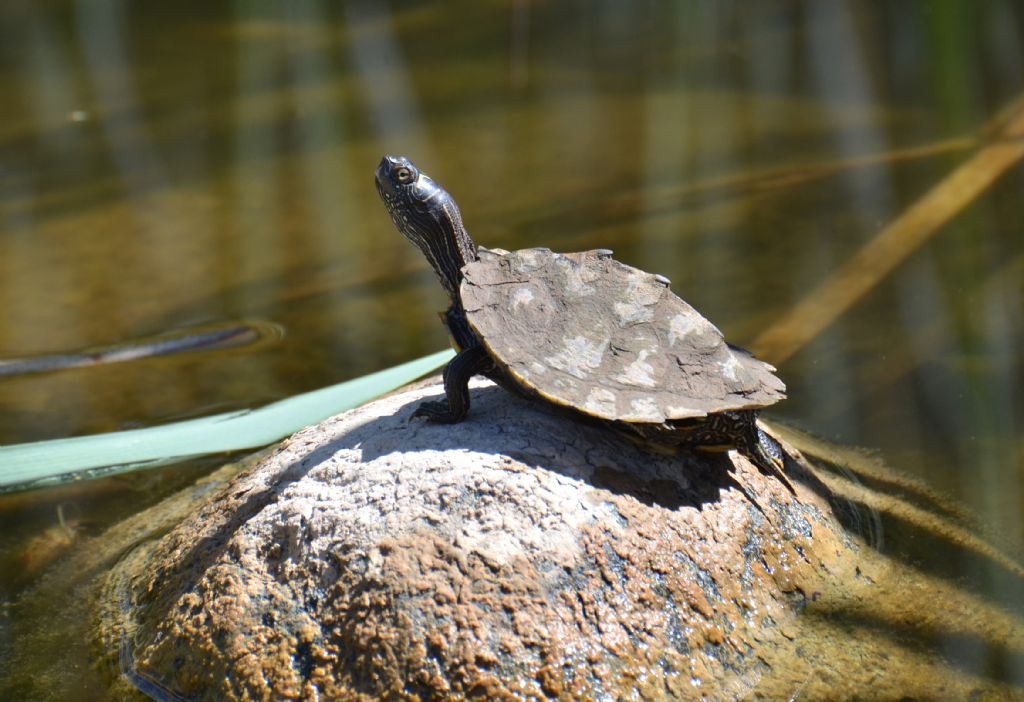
0;0;1022;696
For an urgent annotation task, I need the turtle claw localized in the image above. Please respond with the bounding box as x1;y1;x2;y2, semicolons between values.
412;399;456;423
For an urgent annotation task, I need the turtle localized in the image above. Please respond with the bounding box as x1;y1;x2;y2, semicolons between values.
375;155;794;493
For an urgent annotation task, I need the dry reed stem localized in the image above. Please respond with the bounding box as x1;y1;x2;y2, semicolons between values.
752;98;1024;365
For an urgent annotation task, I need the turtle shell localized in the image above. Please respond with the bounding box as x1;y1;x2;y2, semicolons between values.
460;247;785;423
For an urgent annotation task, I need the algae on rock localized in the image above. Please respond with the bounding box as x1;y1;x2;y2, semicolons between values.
88;379;1024;700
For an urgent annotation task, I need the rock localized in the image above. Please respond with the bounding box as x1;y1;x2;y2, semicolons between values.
95;379;1023;700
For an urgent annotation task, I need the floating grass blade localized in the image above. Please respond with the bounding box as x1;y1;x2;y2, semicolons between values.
0;349;454;492
0;319;282;378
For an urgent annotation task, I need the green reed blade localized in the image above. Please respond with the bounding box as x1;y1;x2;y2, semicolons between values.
0;349;453;492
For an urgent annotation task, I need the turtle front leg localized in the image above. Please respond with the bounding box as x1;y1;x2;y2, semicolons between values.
413;345;492;423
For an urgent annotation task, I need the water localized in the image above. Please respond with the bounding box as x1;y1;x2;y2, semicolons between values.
0;0;1022;697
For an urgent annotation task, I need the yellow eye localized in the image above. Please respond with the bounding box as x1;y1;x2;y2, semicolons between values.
396;167;414;183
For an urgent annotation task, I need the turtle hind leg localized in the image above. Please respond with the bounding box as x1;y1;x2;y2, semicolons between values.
704;411;797;495
413;345;491;424
754;427;797;495
734;412;797;495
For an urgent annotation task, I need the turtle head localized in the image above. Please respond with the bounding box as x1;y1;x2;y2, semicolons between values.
375;155;477;303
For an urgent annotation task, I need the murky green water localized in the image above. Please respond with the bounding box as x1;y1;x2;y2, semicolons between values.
1;1;1022;697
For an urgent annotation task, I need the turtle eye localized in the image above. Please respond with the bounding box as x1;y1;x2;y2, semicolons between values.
395;166;415;184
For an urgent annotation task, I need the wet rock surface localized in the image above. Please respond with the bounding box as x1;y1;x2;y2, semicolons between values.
94;379;1023;701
